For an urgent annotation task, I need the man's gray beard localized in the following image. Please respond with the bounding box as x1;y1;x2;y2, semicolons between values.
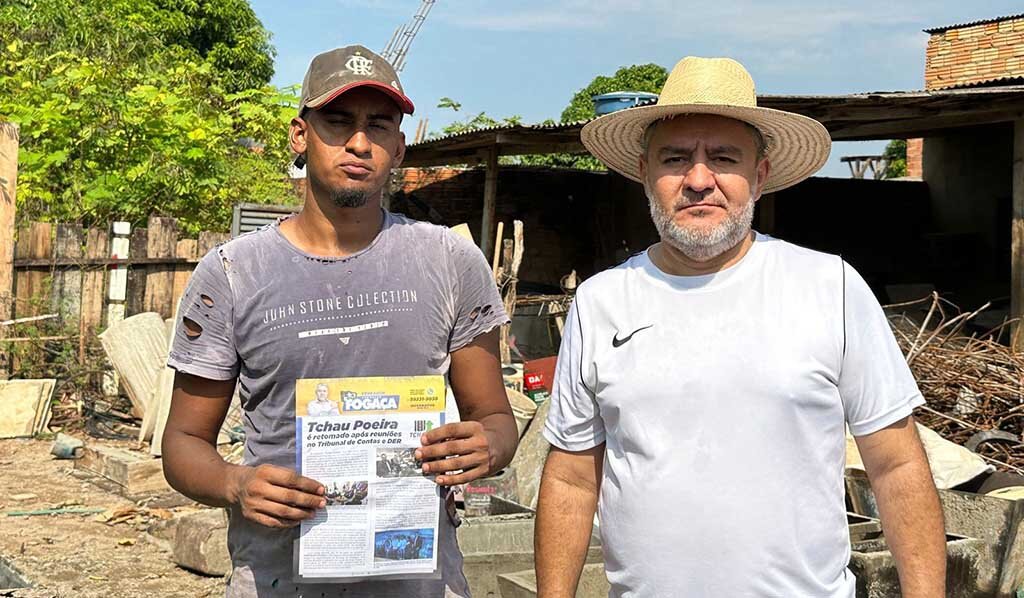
646;183;756;262
329;188;370;208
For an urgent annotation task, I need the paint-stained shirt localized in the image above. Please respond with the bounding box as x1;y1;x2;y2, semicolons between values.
167;210;508;598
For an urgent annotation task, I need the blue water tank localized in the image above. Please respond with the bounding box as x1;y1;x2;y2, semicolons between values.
591;92;659;116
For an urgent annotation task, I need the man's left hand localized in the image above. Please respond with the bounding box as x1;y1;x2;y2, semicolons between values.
415;421;495;486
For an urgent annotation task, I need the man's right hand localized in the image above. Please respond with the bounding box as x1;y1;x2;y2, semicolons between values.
228;464;326;528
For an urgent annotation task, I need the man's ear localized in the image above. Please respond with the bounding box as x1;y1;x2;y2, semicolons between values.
290;117;308;157
638;152;648;181
392;131;406;169
753;157;771;201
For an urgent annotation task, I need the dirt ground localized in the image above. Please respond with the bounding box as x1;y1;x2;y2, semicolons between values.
0;438;225;598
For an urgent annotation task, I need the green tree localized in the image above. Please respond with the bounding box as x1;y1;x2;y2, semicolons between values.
882;139;907;179
0;0;295;233
560;63;668;123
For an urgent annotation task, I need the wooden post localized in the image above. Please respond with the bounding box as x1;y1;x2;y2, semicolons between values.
125;226;148;316
0;122;18;378
80;228;109;363
172;239;198;313
1012;120;1024;351
52;223;84;324
480;147;499;257
143;216;178;318
491;221;504;279
104;222;130;397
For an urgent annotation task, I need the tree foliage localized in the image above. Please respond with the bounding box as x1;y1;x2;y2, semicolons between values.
0;0;296;233
882;139;907;179
560;63;668;123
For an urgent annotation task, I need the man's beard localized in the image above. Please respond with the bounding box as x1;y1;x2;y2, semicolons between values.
329;187;370;208
646;183;756;262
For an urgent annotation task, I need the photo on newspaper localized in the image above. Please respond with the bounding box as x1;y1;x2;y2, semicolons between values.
292;375;446;582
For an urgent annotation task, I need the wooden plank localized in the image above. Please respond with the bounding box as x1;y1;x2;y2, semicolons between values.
103;222;131;397
15;256;202;268
197;231;230;256
13;225;30;319
480;148;499;257
171;239;198;313
0;122;18;379
51;223;83;324
491;221;504;280
143;217;178;318
1012;119;1024;351
80;229;109;335
73;444;173;496
19;222;52;317
125;227;148;316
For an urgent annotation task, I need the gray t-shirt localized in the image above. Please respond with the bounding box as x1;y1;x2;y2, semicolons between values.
168;211;508;598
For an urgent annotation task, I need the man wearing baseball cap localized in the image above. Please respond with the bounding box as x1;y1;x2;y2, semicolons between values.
535;57;945;597
162;45;518;597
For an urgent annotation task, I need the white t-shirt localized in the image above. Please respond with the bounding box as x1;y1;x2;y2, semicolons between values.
543;233;924;598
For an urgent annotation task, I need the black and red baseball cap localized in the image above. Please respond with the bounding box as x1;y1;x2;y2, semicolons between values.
298;45;415;116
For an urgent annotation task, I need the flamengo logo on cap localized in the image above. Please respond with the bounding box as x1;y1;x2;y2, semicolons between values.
345;53;374;76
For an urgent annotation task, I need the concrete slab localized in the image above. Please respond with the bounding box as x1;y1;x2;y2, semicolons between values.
0;379;55;439
74;444;173;497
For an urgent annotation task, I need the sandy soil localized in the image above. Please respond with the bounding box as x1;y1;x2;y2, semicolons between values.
0;438;225;598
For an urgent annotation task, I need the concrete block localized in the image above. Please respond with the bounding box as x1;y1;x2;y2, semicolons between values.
849;471;1024;594
508;399;551;508
850;532;999;598
74;444;173;496
496;563;609;598
172;509;231;577
457;513;602;598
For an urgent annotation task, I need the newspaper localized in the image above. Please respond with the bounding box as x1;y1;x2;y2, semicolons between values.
293;375;446;582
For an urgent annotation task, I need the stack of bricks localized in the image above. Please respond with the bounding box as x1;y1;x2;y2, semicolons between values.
924;15;1024;90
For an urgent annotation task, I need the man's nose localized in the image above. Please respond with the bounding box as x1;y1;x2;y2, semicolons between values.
684;162;716;194
346;129;372;156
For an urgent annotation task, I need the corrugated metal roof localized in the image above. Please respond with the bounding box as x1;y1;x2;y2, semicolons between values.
924;13;1024;34
414;119;590;146
930;75;1024;90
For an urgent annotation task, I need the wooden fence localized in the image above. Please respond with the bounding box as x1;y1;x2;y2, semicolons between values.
11;216;230;353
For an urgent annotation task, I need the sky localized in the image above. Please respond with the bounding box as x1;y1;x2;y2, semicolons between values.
249;1;1023;178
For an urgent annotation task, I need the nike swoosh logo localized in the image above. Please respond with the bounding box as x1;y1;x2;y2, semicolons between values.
612;325;653;348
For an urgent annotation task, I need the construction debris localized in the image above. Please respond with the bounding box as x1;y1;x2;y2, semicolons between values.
886;294;1024;473
50;432;84;459
0;379;55;439
73;444;173;497
172;509;230;577
97;312;167;419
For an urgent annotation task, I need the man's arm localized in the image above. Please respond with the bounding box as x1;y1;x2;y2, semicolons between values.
535;444;604;598
855;415;946;597
162;372;326;528
416;329;518;485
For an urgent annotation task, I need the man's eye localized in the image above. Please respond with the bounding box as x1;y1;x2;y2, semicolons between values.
663;157;683;164
714;156;738;164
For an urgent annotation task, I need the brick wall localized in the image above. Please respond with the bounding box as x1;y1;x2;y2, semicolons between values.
906;138;923;178
925;16;1024;90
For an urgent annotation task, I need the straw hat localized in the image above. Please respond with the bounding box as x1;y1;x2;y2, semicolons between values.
581;57;831;193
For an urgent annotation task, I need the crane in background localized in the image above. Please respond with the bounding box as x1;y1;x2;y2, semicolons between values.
380;0;436;73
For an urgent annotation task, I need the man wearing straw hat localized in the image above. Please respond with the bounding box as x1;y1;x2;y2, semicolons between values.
535;57;945;597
